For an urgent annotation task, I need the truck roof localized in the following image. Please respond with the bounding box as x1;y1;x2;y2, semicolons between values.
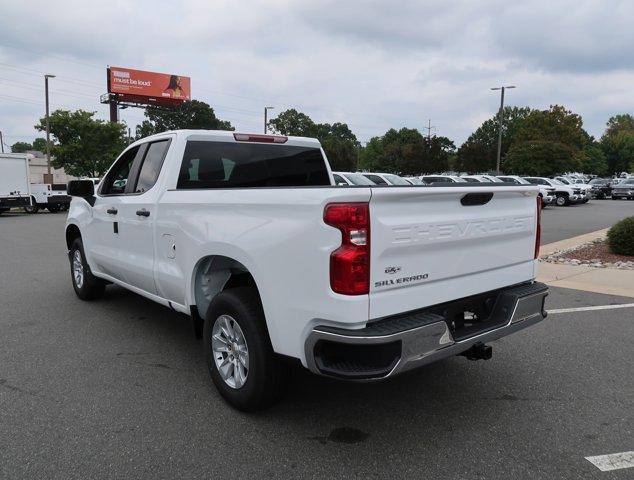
133;130;322;149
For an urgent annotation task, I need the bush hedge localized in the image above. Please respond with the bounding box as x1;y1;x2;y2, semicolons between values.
607;216;634;256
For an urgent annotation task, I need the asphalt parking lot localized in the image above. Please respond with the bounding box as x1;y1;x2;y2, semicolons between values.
1;203;632;479
540;199;633;244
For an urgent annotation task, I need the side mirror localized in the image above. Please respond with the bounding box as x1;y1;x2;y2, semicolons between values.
68;180;95;206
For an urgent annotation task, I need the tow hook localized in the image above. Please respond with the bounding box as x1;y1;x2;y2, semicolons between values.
461;342;492;361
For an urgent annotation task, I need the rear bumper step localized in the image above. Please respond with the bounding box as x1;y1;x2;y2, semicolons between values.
305;282;548;380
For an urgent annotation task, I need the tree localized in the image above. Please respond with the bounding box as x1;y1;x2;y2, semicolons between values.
581;145;609;176
514;105;591;150
11;141;32;153
136;100;233;138
358;128;454;175
504;140;583;176
32;138;48;151
604;114;634;137
268;109;360;171
35;110;127;177
455;139;493;173
457;106;531;172
267;109;315;137
600;115;634;174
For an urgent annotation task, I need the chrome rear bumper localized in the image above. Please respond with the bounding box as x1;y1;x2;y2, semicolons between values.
305;282;548;380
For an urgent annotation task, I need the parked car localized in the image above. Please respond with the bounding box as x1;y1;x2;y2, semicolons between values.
611;178;634;200
524;177;582;206
554;176;591;202
65;129;547;411
403;177;426;185
461;175;504;183
361;172;411;186
497;176;556;207
332;172;376;186
419;175;468;184
588;178;613;199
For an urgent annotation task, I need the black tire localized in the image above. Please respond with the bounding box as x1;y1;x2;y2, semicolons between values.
555;194;570;206
47;204;61;213
69;238;106;300
24;204;39;214
203;287;287;411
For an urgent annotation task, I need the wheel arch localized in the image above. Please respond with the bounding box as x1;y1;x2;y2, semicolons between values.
191;254;262;321
65;223;82;250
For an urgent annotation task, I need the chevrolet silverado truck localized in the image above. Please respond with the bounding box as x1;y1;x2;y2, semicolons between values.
65;130;548;411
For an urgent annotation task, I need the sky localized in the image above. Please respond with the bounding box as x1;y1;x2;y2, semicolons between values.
1;0;633;150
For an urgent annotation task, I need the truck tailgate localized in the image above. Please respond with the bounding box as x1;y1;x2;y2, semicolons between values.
369;186;538;319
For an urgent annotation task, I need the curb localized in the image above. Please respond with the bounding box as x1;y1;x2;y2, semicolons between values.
537;229;634;298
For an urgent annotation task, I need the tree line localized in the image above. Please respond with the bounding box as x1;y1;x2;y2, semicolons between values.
13;100;634;178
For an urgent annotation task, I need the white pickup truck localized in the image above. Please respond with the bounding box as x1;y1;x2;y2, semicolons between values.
65;130;548;411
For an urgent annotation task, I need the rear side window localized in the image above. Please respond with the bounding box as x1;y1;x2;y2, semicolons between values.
177;141;329;189
135;140;170;193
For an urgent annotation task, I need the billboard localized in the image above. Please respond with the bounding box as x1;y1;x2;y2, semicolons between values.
107;67;191;104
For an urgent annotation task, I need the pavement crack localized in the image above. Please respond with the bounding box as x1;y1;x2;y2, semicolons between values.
0;378;39;397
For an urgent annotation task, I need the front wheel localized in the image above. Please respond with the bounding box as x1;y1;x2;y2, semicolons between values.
203;287;287;411
69;239;106;300
555;194;569;206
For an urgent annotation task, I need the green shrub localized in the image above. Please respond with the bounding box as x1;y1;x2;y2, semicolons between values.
607;217;634;256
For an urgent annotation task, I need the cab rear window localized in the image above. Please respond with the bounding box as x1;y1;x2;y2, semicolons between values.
177;141;330;189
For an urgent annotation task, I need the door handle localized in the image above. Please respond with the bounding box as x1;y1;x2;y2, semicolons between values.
107;208;118;215
136;209;150;217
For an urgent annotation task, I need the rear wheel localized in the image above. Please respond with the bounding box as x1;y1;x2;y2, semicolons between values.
24;204;39;214
69;239;106;300
47;204;61;213
203;287;287;411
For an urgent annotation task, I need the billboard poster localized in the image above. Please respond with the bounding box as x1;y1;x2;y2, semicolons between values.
108;67;191;102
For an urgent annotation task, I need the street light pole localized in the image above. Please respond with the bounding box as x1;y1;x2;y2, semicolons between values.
264;106;274;134
44;74;56;183
490;85;515;175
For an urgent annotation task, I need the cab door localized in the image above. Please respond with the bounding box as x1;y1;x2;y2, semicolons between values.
87;145;143;281
114;139;172;295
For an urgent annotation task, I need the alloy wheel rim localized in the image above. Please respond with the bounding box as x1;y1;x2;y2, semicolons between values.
72;250;84;289
212;315;249;389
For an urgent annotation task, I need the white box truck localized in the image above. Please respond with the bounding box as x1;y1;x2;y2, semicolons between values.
0;153;32;214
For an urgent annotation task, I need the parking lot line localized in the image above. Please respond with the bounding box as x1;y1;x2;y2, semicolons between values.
585;451;634;472
548;303;634;314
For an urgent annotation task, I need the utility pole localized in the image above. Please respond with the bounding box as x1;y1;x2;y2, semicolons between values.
264;106;274;134
425;119;436;142
44;74;56;184
0;130;4;153
490;85;515;175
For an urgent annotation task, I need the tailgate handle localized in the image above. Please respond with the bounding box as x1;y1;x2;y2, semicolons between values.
461;192;493;206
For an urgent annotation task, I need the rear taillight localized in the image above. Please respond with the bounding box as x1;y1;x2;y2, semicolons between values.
324;202;370;295
534;195;541;259
233;133;288;143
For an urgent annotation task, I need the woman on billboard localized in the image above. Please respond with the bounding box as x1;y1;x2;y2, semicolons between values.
164;75;185;98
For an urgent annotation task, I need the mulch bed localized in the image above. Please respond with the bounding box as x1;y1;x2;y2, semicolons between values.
558;239;633;263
